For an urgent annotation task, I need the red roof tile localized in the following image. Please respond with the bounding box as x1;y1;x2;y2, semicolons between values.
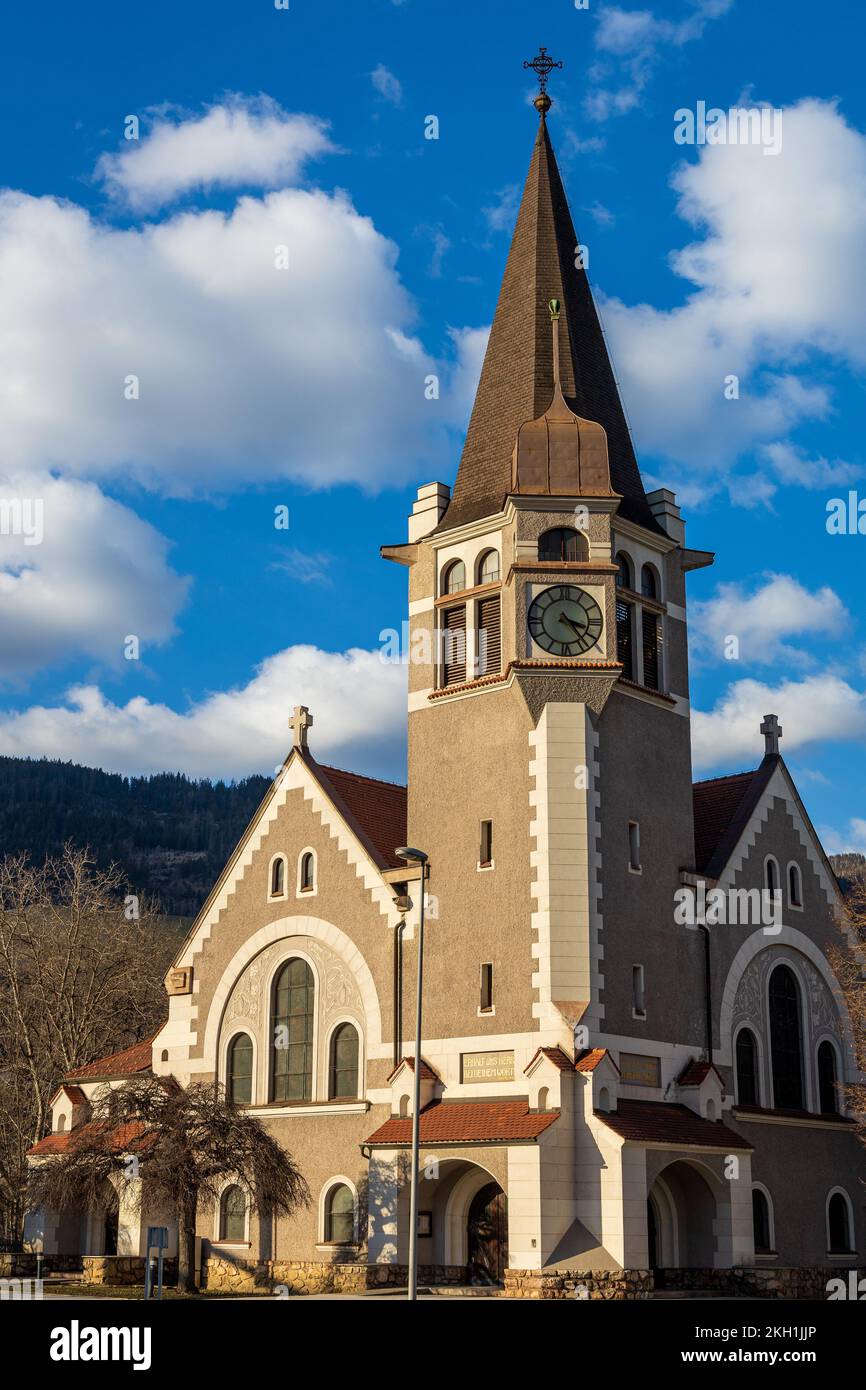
51;1084;88;1107
692;770;757;875
677;1059;724;1088
525;1046;574;1074
66;1035;156;1081
366;1100;559;1146
314;761;407;871
386;1056;440;1083
596;1100;752;1150
28;1119;147;1158
574;1047;617;1074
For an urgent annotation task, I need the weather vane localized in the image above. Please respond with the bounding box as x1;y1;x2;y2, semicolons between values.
523;46;563;114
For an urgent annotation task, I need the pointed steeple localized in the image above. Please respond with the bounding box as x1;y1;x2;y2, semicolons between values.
438;106;655;532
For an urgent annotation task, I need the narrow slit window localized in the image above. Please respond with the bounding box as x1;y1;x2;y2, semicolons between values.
479;820;493;867
632;964;646;1018
442;606;467;686
641;609;661;690
628;821;641;872
480;963;493;1013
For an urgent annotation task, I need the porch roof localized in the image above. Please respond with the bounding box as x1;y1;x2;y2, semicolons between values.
596;1100;753;1151
365;1099;559;1147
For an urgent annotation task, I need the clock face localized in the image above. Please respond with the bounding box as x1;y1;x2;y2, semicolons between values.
528;584;604;657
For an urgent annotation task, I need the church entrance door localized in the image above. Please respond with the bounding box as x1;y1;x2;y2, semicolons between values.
467;1181;507;1284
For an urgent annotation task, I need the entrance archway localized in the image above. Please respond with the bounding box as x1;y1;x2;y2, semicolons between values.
647;1161;718;1268
467;1182;507;1285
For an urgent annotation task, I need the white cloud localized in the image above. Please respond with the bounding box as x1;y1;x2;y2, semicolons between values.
371;64;403;107
587;0;734;121
96;97;335;212
482;185;521;234
820;818;866;855
690;574;848;667
692;674;866;772
760;442;861;492
0;645;407;780
270;550;334;586
0;470;188;682
0;181;465;495
601;99;866;498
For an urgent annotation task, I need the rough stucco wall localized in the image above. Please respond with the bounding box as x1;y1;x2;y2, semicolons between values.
596;688;700;1043
407;681;537;1039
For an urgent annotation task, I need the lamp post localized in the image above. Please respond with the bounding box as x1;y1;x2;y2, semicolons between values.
395;845;429;1302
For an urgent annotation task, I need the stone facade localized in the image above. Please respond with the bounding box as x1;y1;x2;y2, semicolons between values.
202;1255;466;1295
82;1255;178;1286
505;1268;653;1300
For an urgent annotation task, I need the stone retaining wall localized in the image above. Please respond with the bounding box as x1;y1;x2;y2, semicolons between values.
0;1253;81;1277
202;1255;467;1296
82;1255;178;1286
505;1268;654;1300
660;1266;863;1300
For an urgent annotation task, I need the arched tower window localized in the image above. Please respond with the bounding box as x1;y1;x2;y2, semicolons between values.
788;863;803;908
477;549;500;585
769;964;804;1109
329;1023;360;1100
640;563;658;600
442;560;466;595
219;1185;247;1243
735;1028;759;1106
765;856;780;898
227;1032;253;1105
538;528;584;563
615;553;634;680
817;1040;839;1115
271;958;314;1103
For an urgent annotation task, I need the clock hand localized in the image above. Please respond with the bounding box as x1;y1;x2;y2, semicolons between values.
558;612;584;636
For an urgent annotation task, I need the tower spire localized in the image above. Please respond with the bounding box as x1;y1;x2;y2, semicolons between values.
436;57;655;535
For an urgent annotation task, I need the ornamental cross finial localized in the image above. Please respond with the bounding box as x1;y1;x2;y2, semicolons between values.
760;713;783;757
524;46;563;115
291;705;313;751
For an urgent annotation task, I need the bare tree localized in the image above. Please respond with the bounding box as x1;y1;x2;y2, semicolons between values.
0;845;180;1239
29;1077;310;1291
830;878;866;1148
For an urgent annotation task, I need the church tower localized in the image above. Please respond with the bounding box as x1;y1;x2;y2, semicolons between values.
383;67;713;1064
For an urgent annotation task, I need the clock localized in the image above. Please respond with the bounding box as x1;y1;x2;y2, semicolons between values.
528;584;603;657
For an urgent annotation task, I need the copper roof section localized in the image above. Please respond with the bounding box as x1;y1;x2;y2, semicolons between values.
365;1100;559;1146
437;111;656;534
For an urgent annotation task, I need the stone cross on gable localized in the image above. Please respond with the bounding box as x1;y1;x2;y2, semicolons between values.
761;713;783;757
290;705;313;751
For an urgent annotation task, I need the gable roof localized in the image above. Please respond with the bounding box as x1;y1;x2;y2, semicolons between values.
692;757;777;879
436;111;657;536
596;1100;752;1151
574;1047;619;1075
313;760;407;871
365;1099;559;1147
386;1056;440;1084
49;1083;89;1108
677;1059;725;1089
524;1045;574;1074
28;1119;148;1159
66;1034;156;1081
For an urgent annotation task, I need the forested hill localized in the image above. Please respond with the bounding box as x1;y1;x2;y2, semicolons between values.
0;756;271;918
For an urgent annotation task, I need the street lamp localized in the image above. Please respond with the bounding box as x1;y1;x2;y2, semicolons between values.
395;845;429;1302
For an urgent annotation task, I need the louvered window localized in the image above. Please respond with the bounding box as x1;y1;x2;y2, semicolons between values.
641;609;661;690
616;599;634;680
442;606;467;686
477;595;501;676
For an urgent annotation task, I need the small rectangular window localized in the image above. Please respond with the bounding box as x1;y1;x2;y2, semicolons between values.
480;963;493;1013
442;605;467;687
632;964;646;1018
479;820;493;867
641;609;661;691
628;821;641;872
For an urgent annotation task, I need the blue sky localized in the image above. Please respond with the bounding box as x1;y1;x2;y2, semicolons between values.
0;0;864;852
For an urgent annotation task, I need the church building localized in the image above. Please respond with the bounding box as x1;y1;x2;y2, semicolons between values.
29;65;864;1297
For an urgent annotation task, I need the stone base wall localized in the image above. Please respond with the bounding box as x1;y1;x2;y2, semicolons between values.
660;1266;863;1300
202;1255;467;1296
82;1255;178;1287
0;1253;81;1277
505;1269;654;1301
